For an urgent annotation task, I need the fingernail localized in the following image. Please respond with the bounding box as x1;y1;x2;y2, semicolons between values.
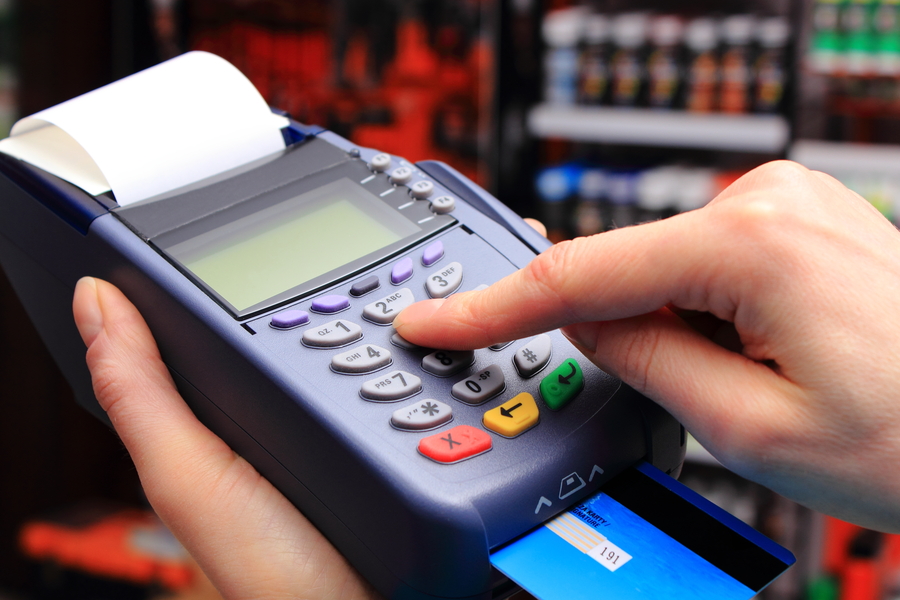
74;277;103;346
560;323;598;353
394;298;445;329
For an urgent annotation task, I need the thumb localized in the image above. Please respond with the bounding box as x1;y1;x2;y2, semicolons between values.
71;277;372;599
561;308;800;459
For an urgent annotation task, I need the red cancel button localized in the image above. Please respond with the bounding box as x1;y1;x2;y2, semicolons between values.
418;425;492;464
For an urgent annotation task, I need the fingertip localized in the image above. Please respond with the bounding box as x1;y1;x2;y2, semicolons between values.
73;277;103;347
394;298;446;335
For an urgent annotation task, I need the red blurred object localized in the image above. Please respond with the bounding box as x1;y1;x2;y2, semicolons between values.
19;506;193;591
186;2;492;185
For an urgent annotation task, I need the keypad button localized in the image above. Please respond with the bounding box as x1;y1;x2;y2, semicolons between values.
422;350;475;377
391;399;452;431
361;370;422;401
513;334;552;378
422;240;444;267
430;195;455;214
302;319;363;348
391;257;414;285
363;288;416;325
391;332;422;351
270;309;309;330
451;365;505;405
425;262;463;298
489;341;512;351
350;275;380;297
368;153;391;172
418;425;491;463
410;180;435;199
483;392;540;438
332;344;392;374
390;166;413;185
311;294;350;314
540;359;584;410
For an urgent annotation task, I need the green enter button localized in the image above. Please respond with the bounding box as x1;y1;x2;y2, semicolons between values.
539;358;584;410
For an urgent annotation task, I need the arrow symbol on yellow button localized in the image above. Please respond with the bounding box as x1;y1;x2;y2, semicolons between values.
500;402;522;418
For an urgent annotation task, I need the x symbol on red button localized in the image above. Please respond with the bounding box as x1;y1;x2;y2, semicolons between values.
441;434;461;449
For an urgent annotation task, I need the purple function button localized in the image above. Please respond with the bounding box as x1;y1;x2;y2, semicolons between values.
311;295;350;313
422;240;444;267
270;309;310;329
391;257;414;284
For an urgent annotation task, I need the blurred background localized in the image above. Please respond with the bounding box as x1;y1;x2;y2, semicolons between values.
1;0;899;598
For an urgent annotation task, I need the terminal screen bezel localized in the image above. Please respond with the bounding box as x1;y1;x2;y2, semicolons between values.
151;160;455;318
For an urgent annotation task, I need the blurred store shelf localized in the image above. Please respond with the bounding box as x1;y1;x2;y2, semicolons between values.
790;139;900;175
527;104;791;153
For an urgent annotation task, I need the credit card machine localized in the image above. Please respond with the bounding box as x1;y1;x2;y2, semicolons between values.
0;121;686;599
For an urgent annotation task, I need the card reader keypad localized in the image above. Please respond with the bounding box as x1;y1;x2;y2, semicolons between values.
252;229;588;466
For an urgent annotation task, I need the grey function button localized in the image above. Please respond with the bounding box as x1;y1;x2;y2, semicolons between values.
391;399;453;431
513;334;552;378
363;288;416;325
422;350;475;377
361;370;422;402
451;365;506;405
332;344;392;374
425;262;463;298
430;195;455;214
368;153;391;172
410;180;434;199
390;166;413;185
302;319;363;348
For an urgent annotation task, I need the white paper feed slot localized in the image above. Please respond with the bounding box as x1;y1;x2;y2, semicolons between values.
0;51;289;206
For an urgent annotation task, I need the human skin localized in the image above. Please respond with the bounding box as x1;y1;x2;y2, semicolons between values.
72;277;381;600
71;160;900;599
395;161;900;533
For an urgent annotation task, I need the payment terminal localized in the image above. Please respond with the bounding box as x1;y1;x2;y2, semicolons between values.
0;53;685;600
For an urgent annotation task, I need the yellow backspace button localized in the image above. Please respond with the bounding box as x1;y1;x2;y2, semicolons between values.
482;392;540;438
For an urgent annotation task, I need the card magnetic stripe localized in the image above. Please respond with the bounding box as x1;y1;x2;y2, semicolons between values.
600;462;796;592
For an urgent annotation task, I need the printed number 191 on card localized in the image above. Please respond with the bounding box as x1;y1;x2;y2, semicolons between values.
588;540;633;572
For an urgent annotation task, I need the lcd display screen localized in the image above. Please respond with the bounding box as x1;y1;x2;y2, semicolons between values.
164;178;421;312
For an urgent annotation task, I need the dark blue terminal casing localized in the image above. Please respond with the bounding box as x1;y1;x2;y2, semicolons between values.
0;124;685;600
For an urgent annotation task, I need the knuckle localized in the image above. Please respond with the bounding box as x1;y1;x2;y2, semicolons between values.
615;316;664;393
523;239;588;319
749;159;812;188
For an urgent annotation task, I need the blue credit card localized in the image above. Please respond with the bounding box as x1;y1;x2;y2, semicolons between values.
491;462;796;600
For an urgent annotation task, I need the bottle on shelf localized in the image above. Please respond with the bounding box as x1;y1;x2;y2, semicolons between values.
646;15;685;110
683;17;721;113
810;0;845;74
719;14;756;114
842;0;878;75
874;0;900;75
574;167;607;236
578;13;611;105
753;17;791;114
542;8;586;105
535;163;579;242
609;12;649;107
